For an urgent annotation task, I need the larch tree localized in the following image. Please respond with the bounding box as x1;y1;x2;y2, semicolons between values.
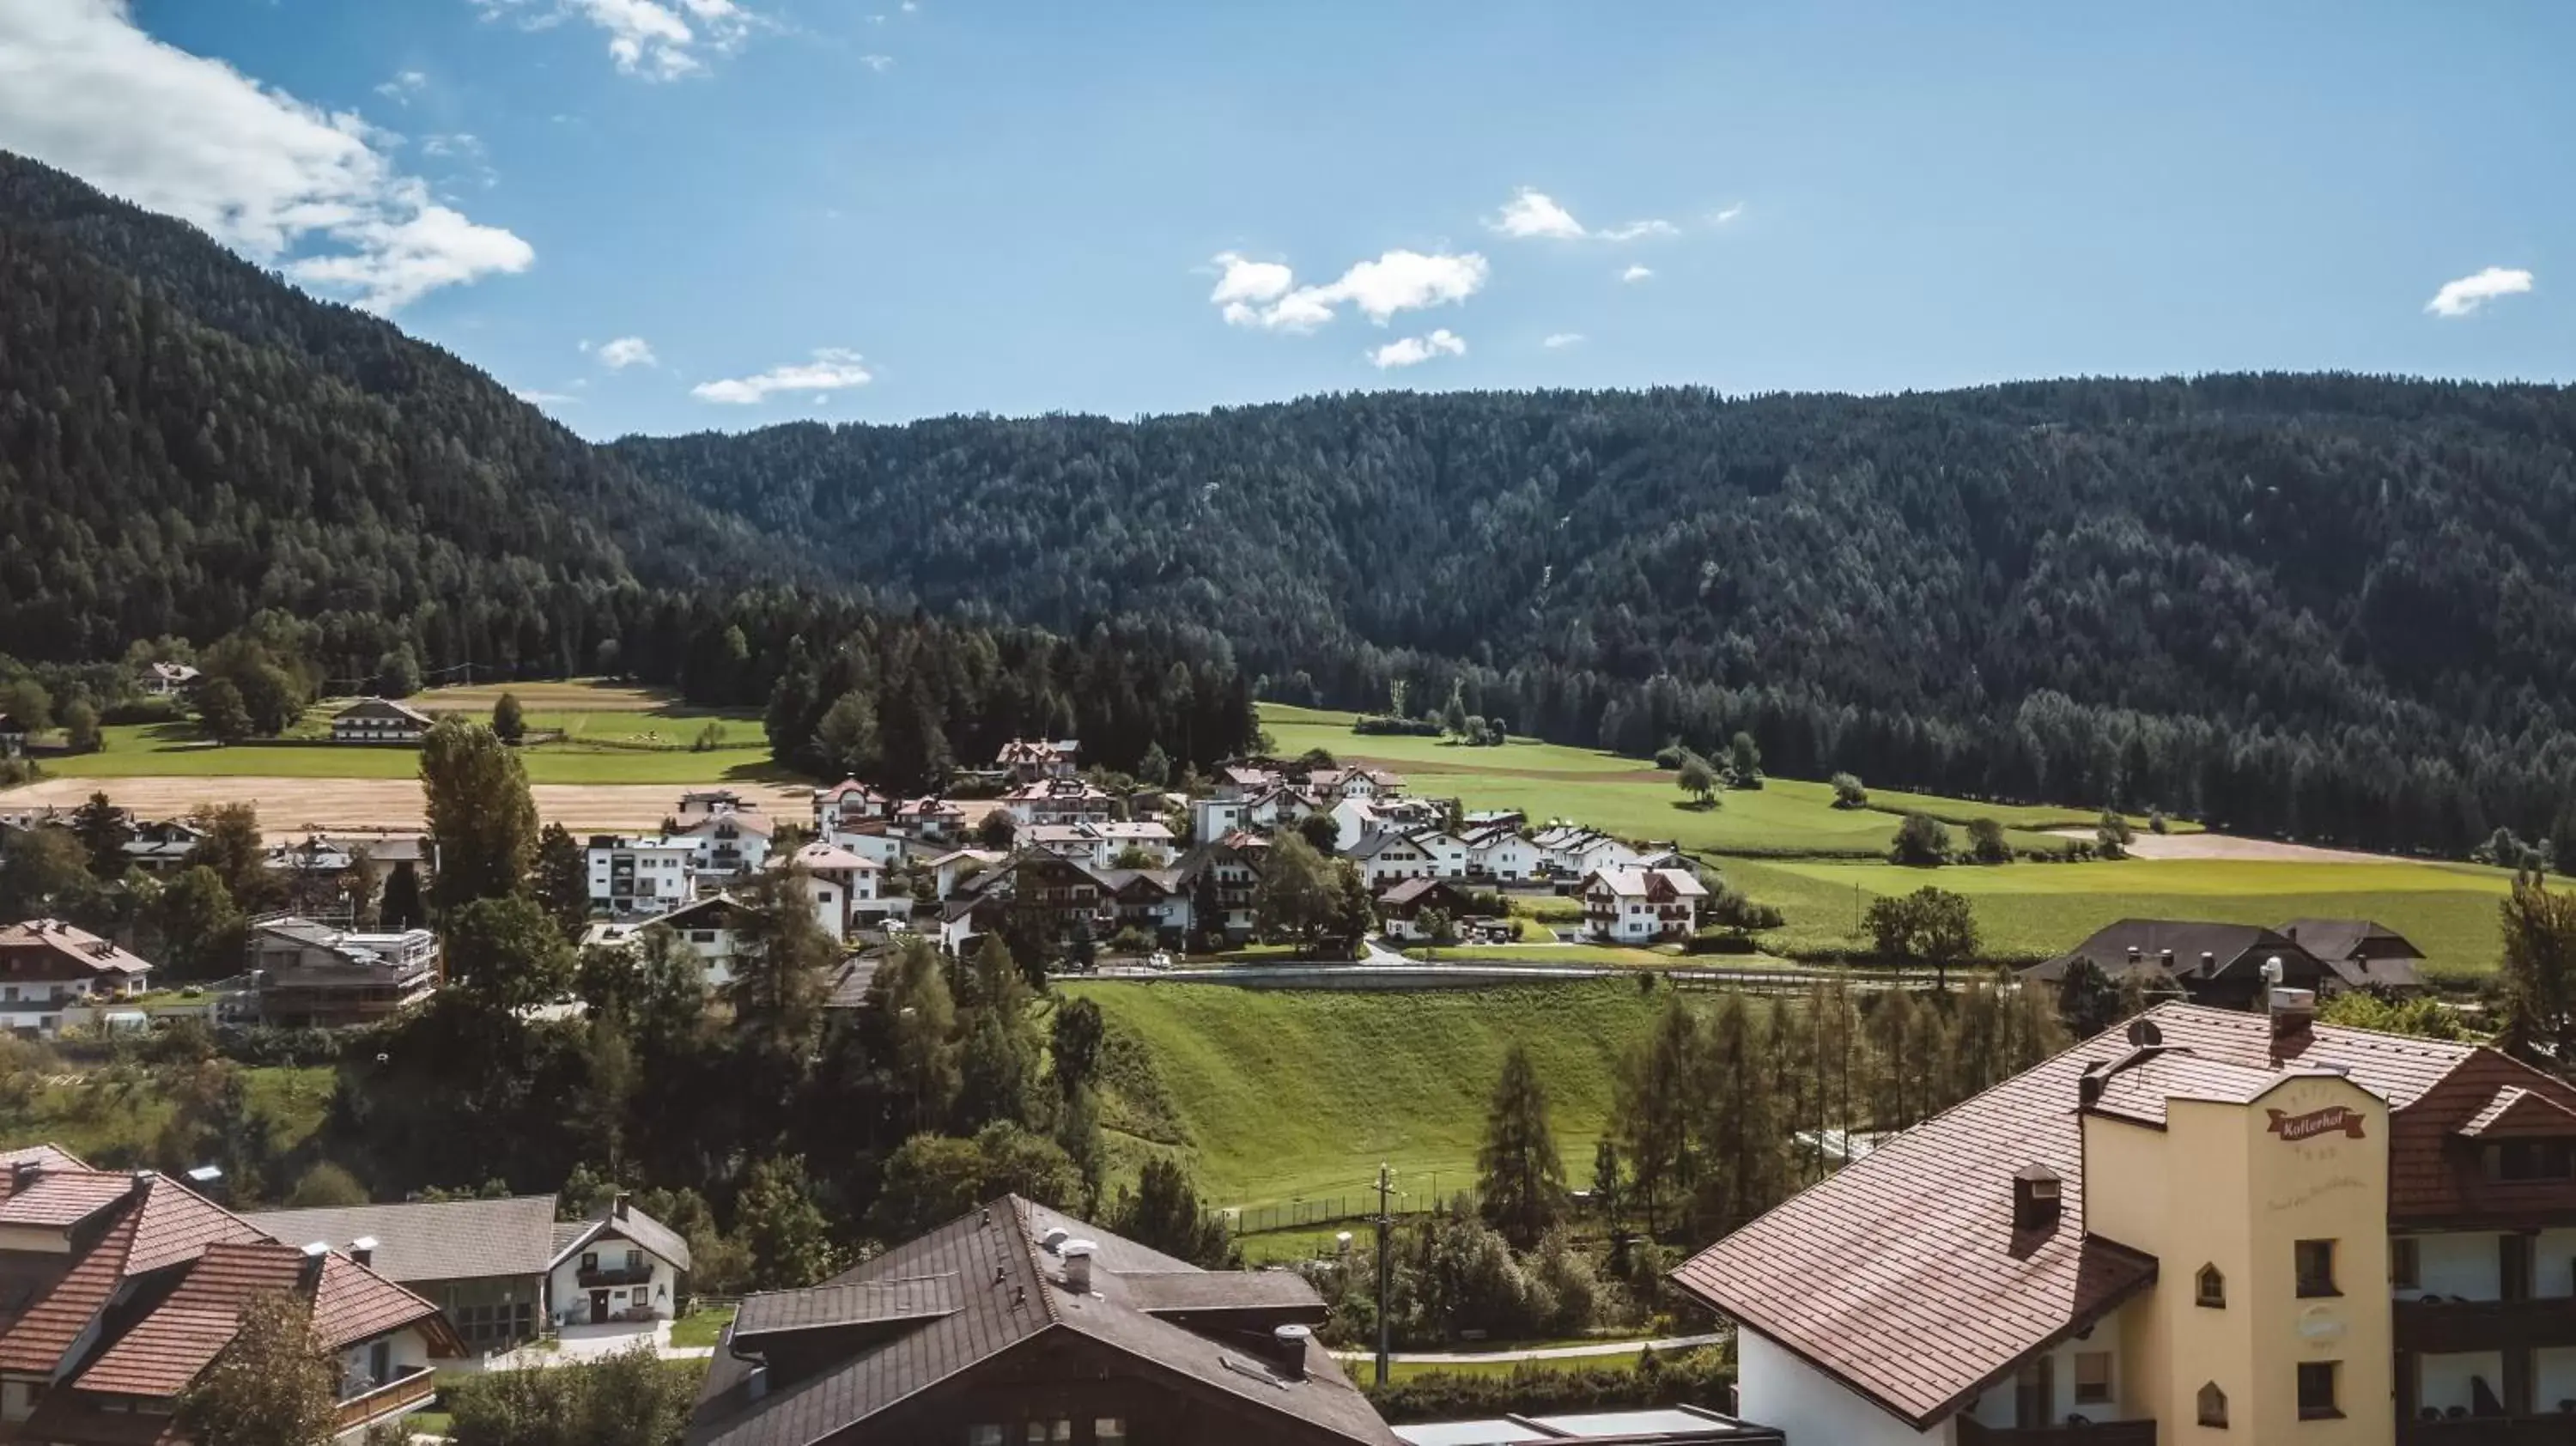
1477;1043;1566;1250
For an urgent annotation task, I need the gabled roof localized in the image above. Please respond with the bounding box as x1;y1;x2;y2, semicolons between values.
73;1239;449;1398
2020;918;2324;986
654;893;760;932
2458;1086;2576;1140
550;1199;693;1274
1668;1003;2525;1429
0;920;155;981
1583;867;1707;901
676;811;775;839
241;1194;562;1283
331;697;434;726
687;1196;1394;1446
781;841;878;872
817;779;889;803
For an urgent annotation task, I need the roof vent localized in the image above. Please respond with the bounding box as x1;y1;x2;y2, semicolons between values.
2012;1164;2063;1234
298;1240;331;1289
9;1160;41;1188
1040;1226;1071;1255
2078;1062;2108;1109
1273;1322;1312;1380
1062;1240;1098;1294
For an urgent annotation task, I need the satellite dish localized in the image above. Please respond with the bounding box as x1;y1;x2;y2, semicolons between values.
2126;1018;2164;1048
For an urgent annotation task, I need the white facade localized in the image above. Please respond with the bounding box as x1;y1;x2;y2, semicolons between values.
1357;836;1437;888
1192;797;1251;845
671;815;771;876
1466;831;1541;882
548;1228;683;1327
1738;1330;1954;1446
585;837;696;915
1407;830;1471;879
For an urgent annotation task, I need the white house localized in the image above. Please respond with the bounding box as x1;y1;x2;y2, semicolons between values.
890;796;969;843
996;738;1080;784
928;848;1005;901
671;811;773;876
1582;866;1709;944
778;841;905;936
1091;819;1176;866
0;920;152;1038
139;660;201;696
1215;765;1283;799
1463;824;1541;882
585;835;696;916
1348;829;1437;888
1190;796;1252;845
330;697;433;744
1405;829;1473;879
1308;765;1404;802
812;778;893;833
1533;824;1643;878
1001;778;1117;828
673;789;751;823
546;1194;693;1328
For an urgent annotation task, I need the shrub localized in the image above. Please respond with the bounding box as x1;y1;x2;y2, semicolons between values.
1352;715;1443;737
1830;772;1868;809
1362;1348;1736;1424
1890;812;1951;866
1684;927;1760;955
1966;817;2013;865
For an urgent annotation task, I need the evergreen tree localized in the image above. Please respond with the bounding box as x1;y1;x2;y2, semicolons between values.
532;823;591;937
380;861;426;931
421;719;541;913
1477;1044;1566;1249
491;690;526;744
2056;956;2126;1039
70;791;131;879
444;894;576;1014
196;677;252;744
736;1154;843;1290
1111;1157;1235;1267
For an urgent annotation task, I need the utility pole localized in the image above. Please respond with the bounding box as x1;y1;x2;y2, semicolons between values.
1373;1162;1393;1387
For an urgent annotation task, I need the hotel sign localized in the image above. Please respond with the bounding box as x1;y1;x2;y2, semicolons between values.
2268;1105;2367;1143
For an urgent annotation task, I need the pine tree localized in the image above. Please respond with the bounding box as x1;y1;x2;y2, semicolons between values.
532;823;589;937
1477;1044;1566;1249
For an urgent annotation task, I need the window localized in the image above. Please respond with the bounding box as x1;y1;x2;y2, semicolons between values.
625;1249;643;1272
581;1252;598;1273
2391;1237;2420;1290
2295;1240;2339;1297
1094;1421;1127;1445
2198;1382;2229;1428
967;1429;1004;1446
2196;1264;2227;1309
2493;1139;2576;1181
2297;1361;2341;1420
2073;1351;2113;1406
1025;1425;1072;1444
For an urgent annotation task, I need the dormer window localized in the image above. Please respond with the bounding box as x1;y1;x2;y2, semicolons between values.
2488;1139;2576;1182
2196;1265;2227;1309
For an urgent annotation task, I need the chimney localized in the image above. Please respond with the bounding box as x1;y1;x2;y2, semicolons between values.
298;1241;331;1289
10;1160;41;1190
2270;979;2317;1056
1273;1322;1313;1380
2199;950;2216;977
2077;1063;2107;1109
350;1236;378;1267
1062;1241;1097;1294
185;1164;226;1203
2012;1164;2063;1233
128;1169;155;1199
611;1191;630;1222
2158;949;2175;972
2124;945;2142;970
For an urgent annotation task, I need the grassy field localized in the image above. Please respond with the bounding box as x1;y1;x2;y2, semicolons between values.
1260;704;2072;858
40;679;786;787
0;1064;334;1168
1066;981;1672;1214
1725;856;2517;973
668;1303;738;1348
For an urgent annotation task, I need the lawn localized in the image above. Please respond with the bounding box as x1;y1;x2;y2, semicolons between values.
668;1303;737;1349
1064;981;1674;1215
1723;856;2518;973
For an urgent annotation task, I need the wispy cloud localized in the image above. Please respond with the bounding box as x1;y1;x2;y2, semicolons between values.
1210;249;1490;332
1710;202;1746;225
1542;332;1584;349
585;336;658;369
692;348;873;404
0;0;532;312
374;69;428;104
1490;187;1674;242
860;53;893;71
1619;264;1655;283
2424;266;2534;318
1369;329;1467;369
471;0;760;80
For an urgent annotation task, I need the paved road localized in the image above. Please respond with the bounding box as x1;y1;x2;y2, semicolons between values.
1327;1331;1727;1365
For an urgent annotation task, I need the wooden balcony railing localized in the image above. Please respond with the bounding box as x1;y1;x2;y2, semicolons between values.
1959;1419;2155;1446
577;1262;655;1287
331;1364;436;1433
2395;1294;2576;1353
2404;1414;2576;1446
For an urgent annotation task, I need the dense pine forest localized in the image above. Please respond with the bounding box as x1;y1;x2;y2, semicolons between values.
619;381;2576;853
9;148;2576;849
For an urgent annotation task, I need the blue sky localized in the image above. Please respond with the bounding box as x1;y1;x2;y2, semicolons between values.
0;1;2563;439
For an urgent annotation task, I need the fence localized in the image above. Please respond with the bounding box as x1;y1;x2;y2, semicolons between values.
1226;1184;1481;1239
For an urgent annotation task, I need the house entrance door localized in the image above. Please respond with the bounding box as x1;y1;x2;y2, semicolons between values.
589;1291;609;1325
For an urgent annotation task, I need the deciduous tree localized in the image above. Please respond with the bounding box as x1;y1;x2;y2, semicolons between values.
422;720;540;912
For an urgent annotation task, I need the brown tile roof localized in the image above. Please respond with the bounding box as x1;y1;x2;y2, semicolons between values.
0;1203;143;1372
689;1196;1395;1446
125;1176;268;1276
1669;1003;2515;1430
310;1248;447;1349
74;1241;305;1396
2458;1086;2576;1139
0;920;154;981
0;1172;137;1229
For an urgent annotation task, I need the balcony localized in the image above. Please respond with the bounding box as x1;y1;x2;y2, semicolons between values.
332;1365;436;1434
1959;1421;2154;1446
2405;1416;2576;1446
576;1261;655;1287
2396;1295;2576;1353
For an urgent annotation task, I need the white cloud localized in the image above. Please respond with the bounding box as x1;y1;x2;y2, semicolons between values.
1213;249;1490;331
1369;329;1466;369
692;348;873;404
473;0;756;80
375;69;428;103
1542;332;1584;349
420;132;483;158
2425;266;2534;318
0;0;532;312
591;335;657;369
513;387;580;404
1710;202;1745;225
1490;186;1673;242
860;52;893;71
1620;264;1655;283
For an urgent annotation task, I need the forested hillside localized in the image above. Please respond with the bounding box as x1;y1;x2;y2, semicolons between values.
620;381;2576;852
0;153;1255;781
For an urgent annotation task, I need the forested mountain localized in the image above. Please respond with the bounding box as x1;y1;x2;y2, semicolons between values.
0;153;1254;781
0;151;801;676
619;380;2576;853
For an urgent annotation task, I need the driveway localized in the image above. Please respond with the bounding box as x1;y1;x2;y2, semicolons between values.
478;1319;715;1370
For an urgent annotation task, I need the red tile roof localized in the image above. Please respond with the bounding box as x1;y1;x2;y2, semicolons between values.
0;1206;143;1373
310;1249;447;1350
0;1172;137;1229
75;1242;306;1396
1668;1003;2530;1430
